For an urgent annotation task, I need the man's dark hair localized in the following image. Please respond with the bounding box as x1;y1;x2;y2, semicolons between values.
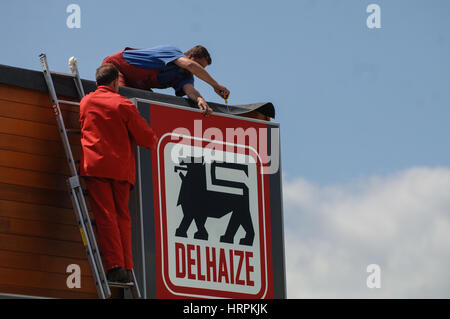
184;45;212;65
96;64;119;86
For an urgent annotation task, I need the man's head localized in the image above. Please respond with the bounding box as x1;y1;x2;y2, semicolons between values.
96;64;119;91
184;45;212;68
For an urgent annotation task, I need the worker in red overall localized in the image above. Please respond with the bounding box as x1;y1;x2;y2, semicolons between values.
79;64;158;283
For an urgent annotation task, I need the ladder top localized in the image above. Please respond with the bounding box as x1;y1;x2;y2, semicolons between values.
59;99;80;106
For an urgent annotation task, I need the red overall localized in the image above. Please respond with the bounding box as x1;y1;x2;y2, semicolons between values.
102;48;162;91
79;85;157;271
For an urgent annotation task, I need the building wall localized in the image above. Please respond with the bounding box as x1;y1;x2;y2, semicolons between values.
0;83;119;298
0;68;283;298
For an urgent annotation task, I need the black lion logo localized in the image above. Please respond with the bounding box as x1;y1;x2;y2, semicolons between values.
174;156;255;246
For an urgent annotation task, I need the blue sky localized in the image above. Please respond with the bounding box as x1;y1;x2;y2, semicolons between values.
1;1;450;298
1;0;449;185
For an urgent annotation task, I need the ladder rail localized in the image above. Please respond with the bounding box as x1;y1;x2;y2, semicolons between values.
69;176;112;298
69;56;85;98
130;269;142;298
67;184;107;299
74;182;112;297
39;54;78;177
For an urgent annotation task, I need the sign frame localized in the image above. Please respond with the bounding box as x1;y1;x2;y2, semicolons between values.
129;98;286;299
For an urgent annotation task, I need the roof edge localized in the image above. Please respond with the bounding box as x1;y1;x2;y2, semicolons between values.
0;63;275;118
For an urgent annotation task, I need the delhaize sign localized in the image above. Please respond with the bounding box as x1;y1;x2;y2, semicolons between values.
132;99;285;299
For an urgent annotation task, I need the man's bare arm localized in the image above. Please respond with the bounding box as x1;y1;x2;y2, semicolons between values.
183;83;212;116
174;57;230;99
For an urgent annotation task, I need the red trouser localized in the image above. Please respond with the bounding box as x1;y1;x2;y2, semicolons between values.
84;177;133;271
102;50;160;90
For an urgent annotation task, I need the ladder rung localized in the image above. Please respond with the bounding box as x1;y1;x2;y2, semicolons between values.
59;99;80;106
51;71;76;78
66;128;81;134
108;281;135;288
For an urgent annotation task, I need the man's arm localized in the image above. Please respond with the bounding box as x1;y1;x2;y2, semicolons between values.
120;100;158;150
174;57;230;99
183;83;213;116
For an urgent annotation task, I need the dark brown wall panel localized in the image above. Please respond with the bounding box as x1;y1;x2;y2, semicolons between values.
0;83;100;298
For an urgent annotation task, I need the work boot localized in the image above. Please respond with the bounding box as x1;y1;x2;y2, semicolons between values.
126;269;133;283
106;267;129;283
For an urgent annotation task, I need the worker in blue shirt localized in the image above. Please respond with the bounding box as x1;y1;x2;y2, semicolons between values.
102;45;230;116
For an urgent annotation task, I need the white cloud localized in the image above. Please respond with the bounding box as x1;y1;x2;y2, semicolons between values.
283;166;450;298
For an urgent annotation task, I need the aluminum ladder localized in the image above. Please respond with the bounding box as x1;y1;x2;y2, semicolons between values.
39;53;141;299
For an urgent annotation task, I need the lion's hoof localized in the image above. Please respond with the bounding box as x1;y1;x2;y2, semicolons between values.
175;229;188;238
239;237;254;246
194;231;208;240
220;235;234;244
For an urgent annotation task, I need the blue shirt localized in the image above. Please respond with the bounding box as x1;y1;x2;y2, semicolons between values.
122;45;194;96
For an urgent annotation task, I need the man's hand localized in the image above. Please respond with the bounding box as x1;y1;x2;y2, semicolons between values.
175;57;230;102
214;84;230;100
197;97;213;116
184;83;213;116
